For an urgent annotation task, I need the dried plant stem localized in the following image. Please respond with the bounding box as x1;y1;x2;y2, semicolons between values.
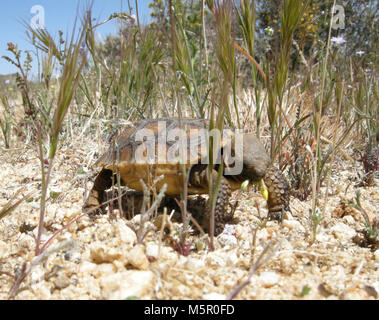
320;136;354;163
321;80;344;216
127;180;167;244
9;239;77;298
233;41;266;81
227;238;282;300
311;0;336;214
0;188;35;220
157;208;169;261
35;154;54;255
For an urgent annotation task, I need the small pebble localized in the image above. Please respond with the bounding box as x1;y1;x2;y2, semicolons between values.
258;272;280;288
146;243;160;260
282;219;305;232
203;292;226;300
217;234;238;248
127;245;149;270
331;223;356;241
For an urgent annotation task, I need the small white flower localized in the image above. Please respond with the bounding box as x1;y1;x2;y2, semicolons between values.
264;26;274;36
5;79;10;84
356;50;365;55
331;36;346;44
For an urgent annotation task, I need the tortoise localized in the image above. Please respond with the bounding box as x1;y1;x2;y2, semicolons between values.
83;118;290;234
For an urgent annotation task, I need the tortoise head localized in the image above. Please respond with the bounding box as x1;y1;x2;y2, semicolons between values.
241;133;290;221
240;133;271;181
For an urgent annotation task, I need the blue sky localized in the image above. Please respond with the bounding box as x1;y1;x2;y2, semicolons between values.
0;0;151;75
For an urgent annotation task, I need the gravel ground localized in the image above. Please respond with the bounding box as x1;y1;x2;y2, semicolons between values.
0;139;378;300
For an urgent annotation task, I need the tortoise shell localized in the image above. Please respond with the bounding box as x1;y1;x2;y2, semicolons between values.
95;118;240;195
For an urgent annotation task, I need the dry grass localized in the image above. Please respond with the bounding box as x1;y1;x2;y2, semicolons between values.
0;0;377;300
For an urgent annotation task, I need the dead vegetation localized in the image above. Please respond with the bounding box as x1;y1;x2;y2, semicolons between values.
0;0;378;300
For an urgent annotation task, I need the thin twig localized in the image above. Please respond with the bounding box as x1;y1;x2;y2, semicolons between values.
9;239;77;298
226;238;282;300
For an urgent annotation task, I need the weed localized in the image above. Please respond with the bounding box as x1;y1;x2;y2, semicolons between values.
347;190;379;250
126;180;167;245
227;233;282;300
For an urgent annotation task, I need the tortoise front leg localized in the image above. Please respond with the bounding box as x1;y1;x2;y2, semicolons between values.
211;173;232;235
263;165;290;222
83;169;113;214
190;167;232;235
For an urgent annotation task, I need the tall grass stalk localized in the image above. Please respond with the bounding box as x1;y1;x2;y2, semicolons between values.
25;14;88;255
235;0;258;129
200;0;210;92
321;80;344;217
0;96;13;148
169;0;205;118
206;0;235;250
309;0;336;242
266;0;309;160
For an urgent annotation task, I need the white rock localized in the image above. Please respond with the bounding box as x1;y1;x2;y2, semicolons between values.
53;274;71;289
29;202;40;209
331;223;356;241
176;255;188;267
114;219;136;245
18;233;35;251
30;265;45;284
130;214;142;225
145;243;160;260
372;281;379;294
95;220;114;241
79;261;98;274
159;246;179;262
258;271;280;288
185;257;205;270
374;250;379;261
127;244;149;270
217;234;238;248
91;263;116;279
90;242;122;263
282;219;305;232
84;278;102;299
57;231;72;241
203;292;226;300
226;251;239;266
240;240;251;250
30;281;51;299
279;254;297;274
315;232;332;242
342;215;355;225
0;240;8;259
206;252;226;267
49;186;62;194
32;228;50;243
100;270;154;299
258;228;269;242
